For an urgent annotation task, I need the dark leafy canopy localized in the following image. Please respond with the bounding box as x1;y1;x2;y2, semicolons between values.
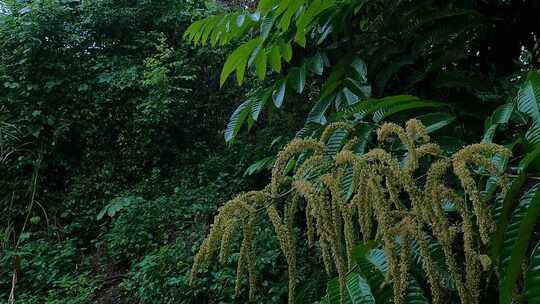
0;0;243;224
186;0;540;145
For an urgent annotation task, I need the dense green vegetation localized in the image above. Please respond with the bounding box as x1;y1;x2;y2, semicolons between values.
2;0;540;303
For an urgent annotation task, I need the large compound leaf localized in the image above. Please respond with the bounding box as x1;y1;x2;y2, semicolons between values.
336;95;420;121
324;128;349;158
491;145;540;259
307;95;334;124
289;64;306;94
320;272;376;304
526;242;540;303
346;272;376;304
224;100;250;142
244;156;275;177
482;103;514;143
321;277;342;304
516;71;540;145
356;247;393;304
319;242;431;304
408;237;455;289
499;183;540;304
220;38;261;86
371;100;447;123
415;112;455;133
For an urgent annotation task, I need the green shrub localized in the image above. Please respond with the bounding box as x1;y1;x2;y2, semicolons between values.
0;236;97;304
121;223;292;304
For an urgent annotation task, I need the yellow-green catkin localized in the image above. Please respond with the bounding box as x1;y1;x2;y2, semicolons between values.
411;221;443;304
271;139;324;195
393;221;411;304
320;238;334;274
285;195;299;304
377;121;418;173
452;144;510;243
235;230;248;297
245;214;256;301
219;219;238;263
190;120;509;304
342;204;356;269
267;204;297;304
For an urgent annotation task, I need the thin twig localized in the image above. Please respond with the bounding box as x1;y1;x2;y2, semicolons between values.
254;187;295;212
505;173;540;181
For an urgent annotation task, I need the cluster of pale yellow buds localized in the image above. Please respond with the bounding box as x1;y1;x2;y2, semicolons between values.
190;120;509;304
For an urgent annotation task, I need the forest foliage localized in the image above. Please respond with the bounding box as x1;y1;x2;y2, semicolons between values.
2;0;540;303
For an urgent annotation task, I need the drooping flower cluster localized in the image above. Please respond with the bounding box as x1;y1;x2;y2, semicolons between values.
190;119;509;304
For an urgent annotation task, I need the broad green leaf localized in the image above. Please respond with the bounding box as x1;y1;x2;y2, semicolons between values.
491;145;540;259
341;164;354;201
236;14;246;27
258;0;277;15
236;60;247;85
350;58;367;83
254;48;267;80
483;103;514;143
260;12;275;39
408;236;455;289
404;281;429;304
372;100;447;123
275;0;293;17
499;184;540;304
289;65;306;94
249;11;261;22
296;122;320;138
278;0;303;32
346;272;376;304
489;103;514;125
352;242;428;303
272;79;286;108
335;95;421;121
353;244;393;303
225;100;250;142
269;44;282;73
220;38;261;86
307;95;334;124
324;128;349;158
526;242;540;303
321;56;353;98
317;16;333;44
321;277;342;304
295;0;335;46
344;78;371;99
516;71;540;145
281;41;293;62
244;156;275;176
415;112;455;133
200;16;219;45
251;89;271;120
482;124;499;144
341;88;359;106
308;52;324;75
210;17;226;46
320;272;376;303
183;19;202;40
